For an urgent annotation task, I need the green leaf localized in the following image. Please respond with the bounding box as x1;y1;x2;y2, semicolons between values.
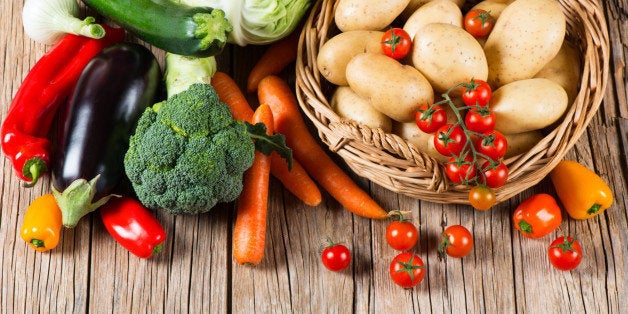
245;122;293;170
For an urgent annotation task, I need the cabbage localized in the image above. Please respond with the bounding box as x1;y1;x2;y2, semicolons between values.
180;0;311;46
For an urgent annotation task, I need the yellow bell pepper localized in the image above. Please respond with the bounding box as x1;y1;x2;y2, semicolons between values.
550;160;613;220
20;194;63;252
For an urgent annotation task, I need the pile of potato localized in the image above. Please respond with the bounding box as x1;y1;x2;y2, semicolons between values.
317;0;581;161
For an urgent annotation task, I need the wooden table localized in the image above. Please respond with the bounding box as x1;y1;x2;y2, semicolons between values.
1;1;626;313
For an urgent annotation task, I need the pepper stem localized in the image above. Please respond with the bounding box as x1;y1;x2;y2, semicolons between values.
30;239;45;248
22;158;47;188
587;204;602;215
152;243;164;256
518;220;533;234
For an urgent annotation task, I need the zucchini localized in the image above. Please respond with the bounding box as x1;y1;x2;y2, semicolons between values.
83;0;232;57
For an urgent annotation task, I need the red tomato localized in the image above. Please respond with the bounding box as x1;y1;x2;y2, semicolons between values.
415;104;447;133
468;185;495;210
381;28;412;60
389;252;426;288
548;235;583;271
464;107;495;133
386;215;419;251
464;9;495;38
474;130;507;161
434;124;468;157
439;225;474;258
461;79;492;108
513;194;562;239
481;161;509;188
321;240;351;271
446;155;477;184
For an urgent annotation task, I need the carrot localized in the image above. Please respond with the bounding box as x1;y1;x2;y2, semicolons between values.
233;104;274;265
258;75;390;219
246;30;300;93
212;71;322;206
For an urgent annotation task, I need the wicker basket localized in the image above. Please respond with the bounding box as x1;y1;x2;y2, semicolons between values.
294;0;610;205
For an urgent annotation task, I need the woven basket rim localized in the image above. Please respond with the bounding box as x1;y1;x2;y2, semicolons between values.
294;0;610;205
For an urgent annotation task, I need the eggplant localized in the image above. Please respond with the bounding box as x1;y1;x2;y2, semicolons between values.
52;42;161;228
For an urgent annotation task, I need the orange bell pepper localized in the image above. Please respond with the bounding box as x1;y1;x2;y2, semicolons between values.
20;194;63;252
550;160;613;220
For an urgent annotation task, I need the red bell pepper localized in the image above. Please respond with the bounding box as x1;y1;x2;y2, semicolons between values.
100;197;166;258
1;25;125;186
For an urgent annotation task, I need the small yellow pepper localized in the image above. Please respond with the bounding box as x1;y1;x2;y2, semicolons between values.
550;160;614;220
20;194;63;252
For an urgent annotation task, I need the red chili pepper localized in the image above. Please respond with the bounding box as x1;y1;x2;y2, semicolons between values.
1;25;125;186
100;197;166;259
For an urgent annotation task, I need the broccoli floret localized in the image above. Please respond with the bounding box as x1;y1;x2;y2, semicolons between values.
124;83;255;215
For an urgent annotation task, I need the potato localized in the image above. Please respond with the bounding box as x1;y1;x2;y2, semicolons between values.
411;23;488;94
534;41;581;104
317;31;384;86
335;0;411;32
393;122;449;162
346;53;434;122
491;78;568;134
504;130;544;158
403;0;463;40
400;0;465;20
331;86;392;132
484;0;566;87
470;1;508;19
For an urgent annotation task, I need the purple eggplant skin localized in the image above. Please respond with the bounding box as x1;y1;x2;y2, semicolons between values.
52;42;162;199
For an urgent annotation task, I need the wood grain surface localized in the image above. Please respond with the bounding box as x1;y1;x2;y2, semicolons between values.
1;1;626;313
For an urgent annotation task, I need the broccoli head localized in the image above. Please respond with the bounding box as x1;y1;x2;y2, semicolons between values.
124;83;255;214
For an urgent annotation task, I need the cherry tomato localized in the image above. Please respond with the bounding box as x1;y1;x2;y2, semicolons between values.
321;239;351;271
480;160;509;188
464;9;495;38
386;213;419;251
415;104;447;134
464;107;495;133
513;194;562;239
548;235;583;271
389;252;426;288
461;79;492;108
468;185;495;210
439;225;474;258
446;155;477;184
381;28;412;60
474;130;507;161
434;124;467;157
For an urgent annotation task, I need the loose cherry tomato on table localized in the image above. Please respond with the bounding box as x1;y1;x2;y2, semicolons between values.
548;235;583;271
513;194;562;239
415;103;447;133
386;212;419;251
461;79;492;108
434;124;468;157
446;155;478;184
474;130;508;161
390;252;426;288
464;9;496;38
381;28;412;60
321;239;351;271
480;160;509;188
464;107;495;133
438;225;474;259
468;185;496;210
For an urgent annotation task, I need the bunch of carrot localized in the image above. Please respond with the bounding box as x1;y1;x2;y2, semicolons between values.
215;34;390;266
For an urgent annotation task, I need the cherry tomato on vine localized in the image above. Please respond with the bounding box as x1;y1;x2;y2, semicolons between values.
438;225;474;258
446;155;478;184
321;239;351;271
464;107;495;133
434;124;467;157
461;79;492;108
474;130;508;161
415;104;448;133
381;28;412;60
389;252;426;288
513;194;562;239
386;212;419;251
468;185;495;210
548;235;583;271
464;9;496;38
481;161;509;188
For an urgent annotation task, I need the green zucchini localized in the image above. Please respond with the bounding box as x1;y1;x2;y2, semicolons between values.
83;0;232;57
